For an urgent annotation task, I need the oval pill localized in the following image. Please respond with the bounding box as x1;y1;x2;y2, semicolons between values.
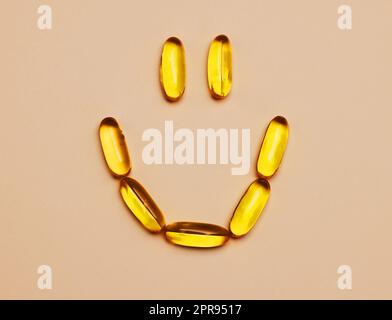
160;37;186;102
99;117;131;177
120;177;165;233
166;222;230;248
257;116;289;178
229;179;270;237
207;34;232;99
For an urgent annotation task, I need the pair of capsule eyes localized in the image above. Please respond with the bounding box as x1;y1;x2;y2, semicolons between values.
160;35;233;102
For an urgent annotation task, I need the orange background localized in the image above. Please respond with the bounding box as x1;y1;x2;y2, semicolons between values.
1;0;391;299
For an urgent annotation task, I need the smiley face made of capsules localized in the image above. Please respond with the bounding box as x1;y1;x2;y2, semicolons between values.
98;35;289;249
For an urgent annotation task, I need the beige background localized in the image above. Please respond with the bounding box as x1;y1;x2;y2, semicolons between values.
1;0;391;299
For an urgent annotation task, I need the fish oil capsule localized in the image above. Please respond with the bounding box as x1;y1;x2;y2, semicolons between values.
207;35;232;99
160;37;186;102
99;117;131;177
229;179;270;237
166;222;230;248
257;116;289;178
120;177;165;233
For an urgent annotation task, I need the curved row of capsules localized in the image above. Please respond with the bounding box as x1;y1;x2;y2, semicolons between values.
99;116;289;248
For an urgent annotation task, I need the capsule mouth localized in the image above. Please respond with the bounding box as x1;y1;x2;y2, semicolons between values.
166;222;230;236
99;113;289;249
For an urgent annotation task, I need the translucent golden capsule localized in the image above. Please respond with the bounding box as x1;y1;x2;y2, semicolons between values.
257;116;289;178
229;179;270;237
207;34;232;99
160;37;186;102
120;177;165;233
165;222;230;248
99;117;131;177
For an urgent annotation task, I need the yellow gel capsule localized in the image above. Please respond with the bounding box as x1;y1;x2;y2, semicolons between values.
99;117;131;177
207;34;232;99
229;179;270;237
160;37;186;102
257;116;289;178
166;222;230;248
120;177;165;233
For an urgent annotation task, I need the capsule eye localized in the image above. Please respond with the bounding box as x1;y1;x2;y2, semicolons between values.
160;37;186;102
207;34;232;99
